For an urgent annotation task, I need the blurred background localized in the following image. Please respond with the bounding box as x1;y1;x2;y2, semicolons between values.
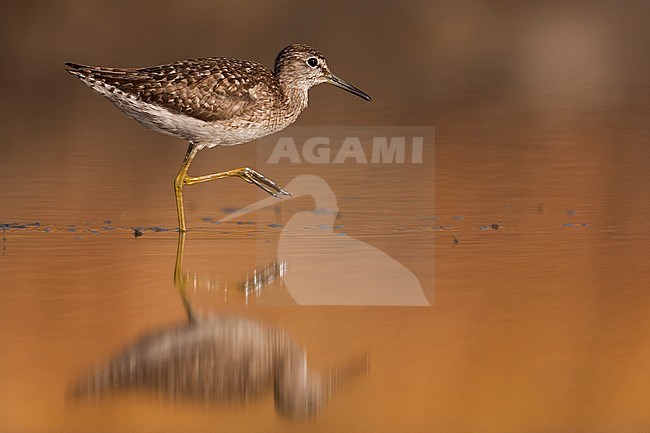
0;1;648;432
1;0;648;221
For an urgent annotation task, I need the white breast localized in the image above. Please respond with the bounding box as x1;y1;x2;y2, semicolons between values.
81;76;281;150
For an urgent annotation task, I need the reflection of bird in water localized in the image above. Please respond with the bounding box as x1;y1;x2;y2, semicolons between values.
71;233;366;419
71;315;329;418
221;175;430;306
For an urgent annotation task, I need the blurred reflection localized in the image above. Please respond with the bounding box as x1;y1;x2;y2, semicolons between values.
174;232;287;309
71;232;365;419
221;175;430;305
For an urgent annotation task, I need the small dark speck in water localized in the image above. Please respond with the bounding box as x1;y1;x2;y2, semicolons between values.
567;209;576;216
202;216;213;222
479;222;501;231
537;203;545;213
268;223;283;228
43;227;52;232
103;220;112;224
221;207;238;214
148;226;171;232
453;215;463;221
563;222;588;228
133;229;144;237
453;236;460;246
67;227;77;233
2;223;27;229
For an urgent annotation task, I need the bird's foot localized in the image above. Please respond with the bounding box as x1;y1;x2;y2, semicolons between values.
239;168;291;198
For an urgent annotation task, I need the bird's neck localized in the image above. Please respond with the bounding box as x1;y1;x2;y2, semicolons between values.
278;79;309;116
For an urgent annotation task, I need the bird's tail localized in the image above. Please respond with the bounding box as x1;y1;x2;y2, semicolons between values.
64;62;92;78
64;61;89;70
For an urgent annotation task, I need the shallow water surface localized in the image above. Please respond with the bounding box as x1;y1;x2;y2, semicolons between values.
1;102;648;432
1;2;649;431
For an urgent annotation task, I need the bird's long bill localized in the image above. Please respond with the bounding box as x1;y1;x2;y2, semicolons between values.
328;74;372;101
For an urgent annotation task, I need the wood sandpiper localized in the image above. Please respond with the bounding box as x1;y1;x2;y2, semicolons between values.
65;43;371;231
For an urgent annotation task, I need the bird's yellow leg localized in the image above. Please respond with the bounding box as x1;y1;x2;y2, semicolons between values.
173;231;195;323
174;143;200;232
184;167;290;197
175;144;290;231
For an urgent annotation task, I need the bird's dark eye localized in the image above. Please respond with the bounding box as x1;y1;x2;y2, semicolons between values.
307;57;318;68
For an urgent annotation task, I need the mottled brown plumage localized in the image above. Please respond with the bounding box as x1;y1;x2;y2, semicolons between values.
65;43;371;231
67;58;281;123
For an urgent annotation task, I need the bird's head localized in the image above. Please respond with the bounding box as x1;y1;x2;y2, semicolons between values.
274;43;371;101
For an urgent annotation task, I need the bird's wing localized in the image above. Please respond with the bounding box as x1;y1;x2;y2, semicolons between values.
66;58;281;122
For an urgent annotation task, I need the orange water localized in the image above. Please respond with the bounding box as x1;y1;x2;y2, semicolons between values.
1;2;648;432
